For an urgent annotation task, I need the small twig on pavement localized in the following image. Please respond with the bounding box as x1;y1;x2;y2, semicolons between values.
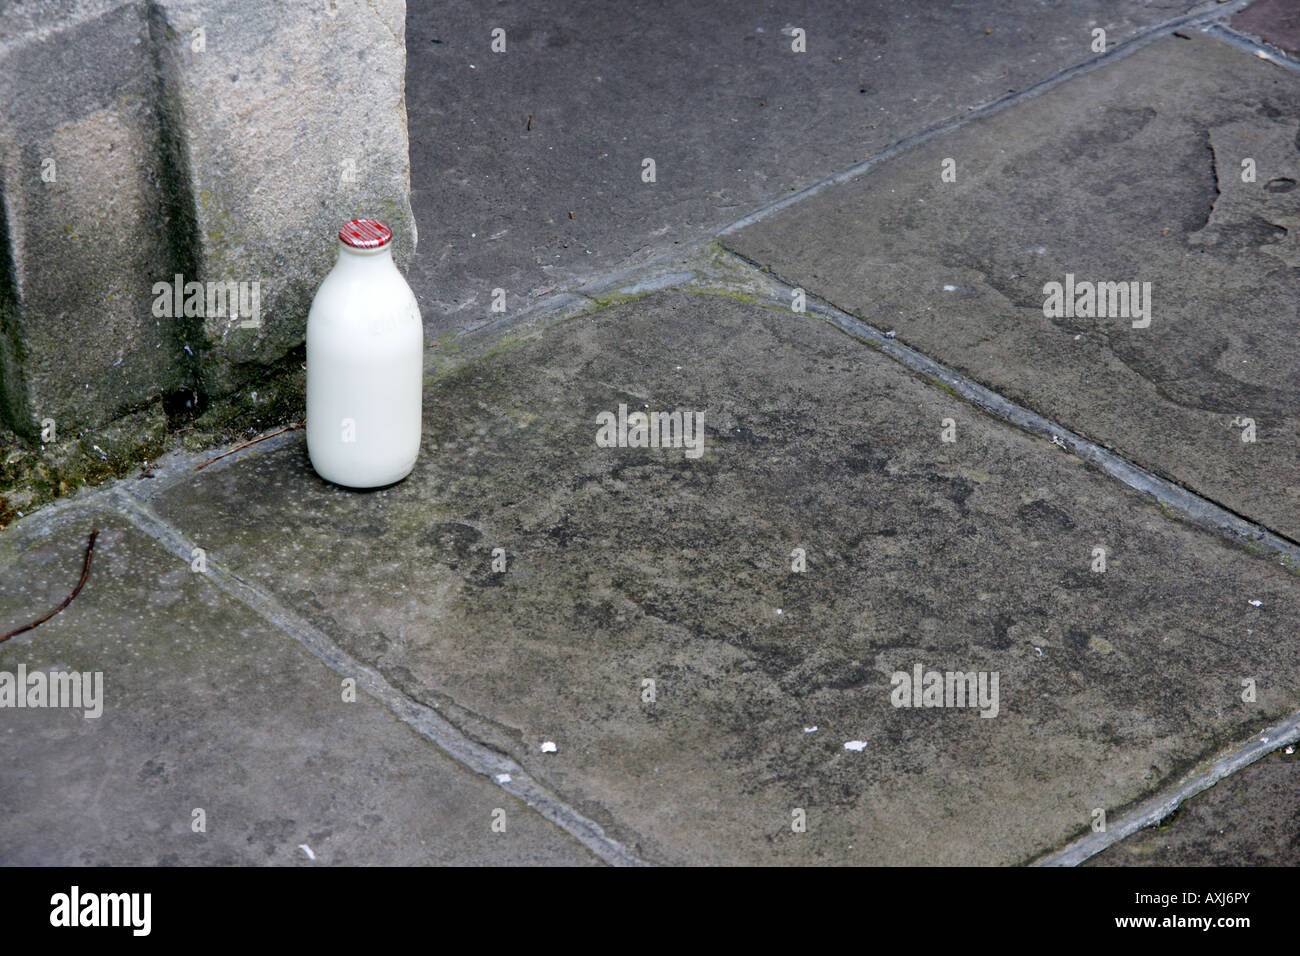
0;529;99;644
194;422;302;471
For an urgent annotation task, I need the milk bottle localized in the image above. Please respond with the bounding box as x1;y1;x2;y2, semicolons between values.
306;218;423;487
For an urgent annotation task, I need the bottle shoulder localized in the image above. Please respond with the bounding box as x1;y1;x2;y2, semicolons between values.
309;265;421;329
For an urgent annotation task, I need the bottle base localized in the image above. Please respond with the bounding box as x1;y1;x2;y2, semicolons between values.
309;457;417;490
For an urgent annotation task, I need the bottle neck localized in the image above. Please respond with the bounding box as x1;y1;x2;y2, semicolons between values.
335;241;395;271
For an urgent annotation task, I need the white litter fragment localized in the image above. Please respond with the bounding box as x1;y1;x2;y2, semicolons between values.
776;608;783;615
943;284;957;291
298;844;315;861
540;741;557;753
885;329;897;338
1285;745;1294;756
494;773;512;784
1034;647;1043;657
803;726;818;733
1248;599;1262;607
843;740;867;752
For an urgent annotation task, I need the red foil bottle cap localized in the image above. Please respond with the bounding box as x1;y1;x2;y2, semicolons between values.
339;218;392;249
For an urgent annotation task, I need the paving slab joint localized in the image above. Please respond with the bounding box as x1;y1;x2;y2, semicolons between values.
104;485;652;867
716;0;1261;241
711;245;1300;571
1034;710;1300;866
1204;22;1300;73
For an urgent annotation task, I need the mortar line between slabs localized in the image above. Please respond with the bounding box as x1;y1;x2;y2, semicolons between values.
700;258;1300;864
452;1;1256;345
714;247;1300;567
106;486;650;868
1205;23;1300;73
1033;711;1300;866
716;0;1257;239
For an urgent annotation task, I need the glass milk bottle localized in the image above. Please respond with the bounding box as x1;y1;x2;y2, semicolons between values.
306;218;423;487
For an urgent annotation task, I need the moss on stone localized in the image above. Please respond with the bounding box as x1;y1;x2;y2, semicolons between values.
0;341;308;516
0;404;170;514
678;284;762;306
586;289;649;310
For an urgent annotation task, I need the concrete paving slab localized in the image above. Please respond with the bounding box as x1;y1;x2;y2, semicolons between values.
404;0;1201;335
1087;746;1300;865
723;32;1300;543
144;289;1300;865
0;511;598;865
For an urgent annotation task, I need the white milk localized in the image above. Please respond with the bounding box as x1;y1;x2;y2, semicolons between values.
306;218;423;488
